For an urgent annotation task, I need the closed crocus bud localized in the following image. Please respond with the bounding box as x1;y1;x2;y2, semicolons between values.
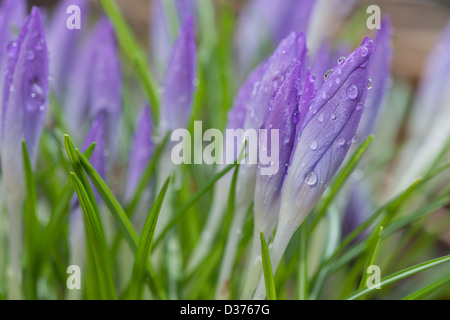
0;6;49;299
0;0;26;133
64;32;96;141
150;0;196;79
89;18;122;159
358;17;392;142
253;38;376;299
160;16;197;133
125;105;154;202
47;0;89;98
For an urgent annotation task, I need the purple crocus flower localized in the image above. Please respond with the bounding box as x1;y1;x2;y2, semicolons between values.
47;0;89;98
89;18;122;158
160;16;196;133
253;37;376;299
124;105;154;202
0;7;48;299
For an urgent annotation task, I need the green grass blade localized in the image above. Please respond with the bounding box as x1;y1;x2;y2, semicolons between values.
21;140;39;299
75;149;167;300
345;255;450;300
358;226;384;294
297;224;308;300
128;176;171;300
99;0;160;123
70;173;116;300
309;135;374;233
260;231;277;300
153;161;238;248
402;274;450;300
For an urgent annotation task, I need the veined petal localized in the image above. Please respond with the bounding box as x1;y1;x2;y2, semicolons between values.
125;105;154;202
160;16;197;132
244;32;307;131
254;61;303;235
281;38;375;233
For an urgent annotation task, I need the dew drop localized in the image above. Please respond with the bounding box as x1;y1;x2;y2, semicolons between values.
7;41;17;57
27;50;35;61
352;134;358;142
324;69;333;81
338;56;346;64
292;111;299;124
318;113;325;123
361;46;369;57
335;77;341;85
322;92;327;99
310;140;318;150
337;137;346;146
330;113;336;120
304;172;318;186
367;78;373;89
346;84;358;100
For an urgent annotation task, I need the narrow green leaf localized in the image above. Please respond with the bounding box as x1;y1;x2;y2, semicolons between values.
358;226;384;294
99;0;160;123
153;161;238;248
260;231;277;300
70;173;116;300
297;224;308;300
402;274;450;300
75;150;167;300
345;255;450;300
128;176;171;300
21;140;39;299
309;135;374;233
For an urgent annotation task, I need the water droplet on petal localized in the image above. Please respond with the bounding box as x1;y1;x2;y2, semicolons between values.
322;92;327;99
337;137;346;146
292;111;299;124
27;50;35;61
338;56;346;64
346;84;358;100
324;69;333;81
304;172;318;186
361;46;369;57
7;41;18;57
318;113;325;123
310;140;318;150
335;78;341;85
352;134;358;142
367;78;373;89
331;113;336;120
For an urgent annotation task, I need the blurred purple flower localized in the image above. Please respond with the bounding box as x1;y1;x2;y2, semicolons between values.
125;105;154;202
89;18;122;158
160;16;196;133
235;0;316;74
47;0;89;98
1;7;49;171
150;0;196;79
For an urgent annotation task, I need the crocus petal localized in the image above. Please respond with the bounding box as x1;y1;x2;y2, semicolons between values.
160;16;196;132
254;61;303;236
358;17;392;141
244;32;307;131
281;37;375;237
89;18;122;157
1;7;49;171
47;0;89;98
125;105;154;202
0;0;26;130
